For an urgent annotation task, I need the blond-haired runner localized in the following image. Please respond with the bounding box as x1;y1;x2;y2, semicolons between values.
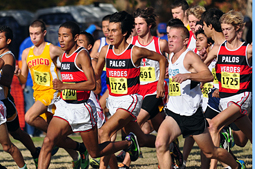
204;10;252;168
155;24;241;169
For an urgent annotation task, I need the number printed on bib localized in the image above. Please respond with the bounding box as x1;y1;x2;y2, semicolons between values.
109;77;128;94
221;72;240;90
202;82;213;98
212;68;218;84
169;78;181;96
34;70;50;86
61;82;77;100
140;67;156;82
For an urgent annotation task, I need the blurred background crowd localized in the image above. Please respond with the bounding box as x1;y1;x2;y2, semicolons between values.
0;0;252;137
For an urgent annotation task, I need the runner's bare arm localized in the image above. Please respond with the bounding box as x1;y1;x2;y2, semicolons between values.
15;48;29;84
90;39;101;59
94;45;107;80
172;51;213;83
133;46;167;98
50;44;64;63
247;44;252;65
0;58;4;69
204;45;219;66
160;39;170;57
0;53;15;86
91;58;101;94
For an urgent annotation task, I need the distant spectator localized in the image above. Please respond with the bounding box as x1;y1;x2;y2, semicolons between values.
157;23;168;41
85;24;101;35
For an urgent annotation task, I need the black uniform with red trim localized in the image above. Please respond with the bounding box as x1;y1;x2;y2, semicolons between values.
60;47;90;103
216;41;252;98
106;44;140;96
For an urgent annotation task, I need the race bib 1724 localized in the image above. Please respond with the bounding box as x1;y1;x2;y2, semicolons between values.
109;77;128;94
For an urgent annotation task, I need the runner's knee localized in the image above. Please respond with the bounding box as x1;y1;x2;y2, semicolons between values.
43;136;55;149
2;143;15;154
87;150;99;158
25;113;34;125
202;150;214;159
208;120;219;134
98;127;110;141
155;139;168;153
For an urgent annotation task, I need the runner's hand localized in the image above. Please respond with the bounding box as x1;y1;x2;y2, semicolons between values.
172;73;189;84
199;47;207;61
212;89;220;98
156;80;165;98
53;79;63;90
14;65;21;76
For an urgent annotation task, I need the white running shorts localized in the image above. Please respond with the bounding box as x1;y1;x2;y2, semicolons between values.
54;99;97;132
106;94;143;119
219;92;251;115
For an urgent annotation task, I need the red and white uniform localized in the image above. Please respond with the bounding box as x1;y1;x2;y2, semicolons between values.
131;36;162;97
187;31;197;53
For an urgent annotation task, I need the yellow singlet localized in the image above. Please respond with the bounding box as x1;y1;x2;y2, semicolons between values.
27;43;58;92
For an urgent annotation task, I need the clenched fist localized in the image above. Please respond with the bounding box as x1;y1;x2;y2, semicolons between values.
14;65;21;76
53;79;63;90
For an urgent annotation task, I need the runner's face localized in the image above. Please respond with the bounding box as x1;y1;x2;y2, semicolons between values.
188;14;199;34
196;33;208;51
0;32;8;50
221;23;236;42
29;26;45;46
58;27;76;51
108;22;125;45
102;20;110;37
172;7;185;21
168;28;186;53
77;34;89;50
202;22;211;38
135;17;150;37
